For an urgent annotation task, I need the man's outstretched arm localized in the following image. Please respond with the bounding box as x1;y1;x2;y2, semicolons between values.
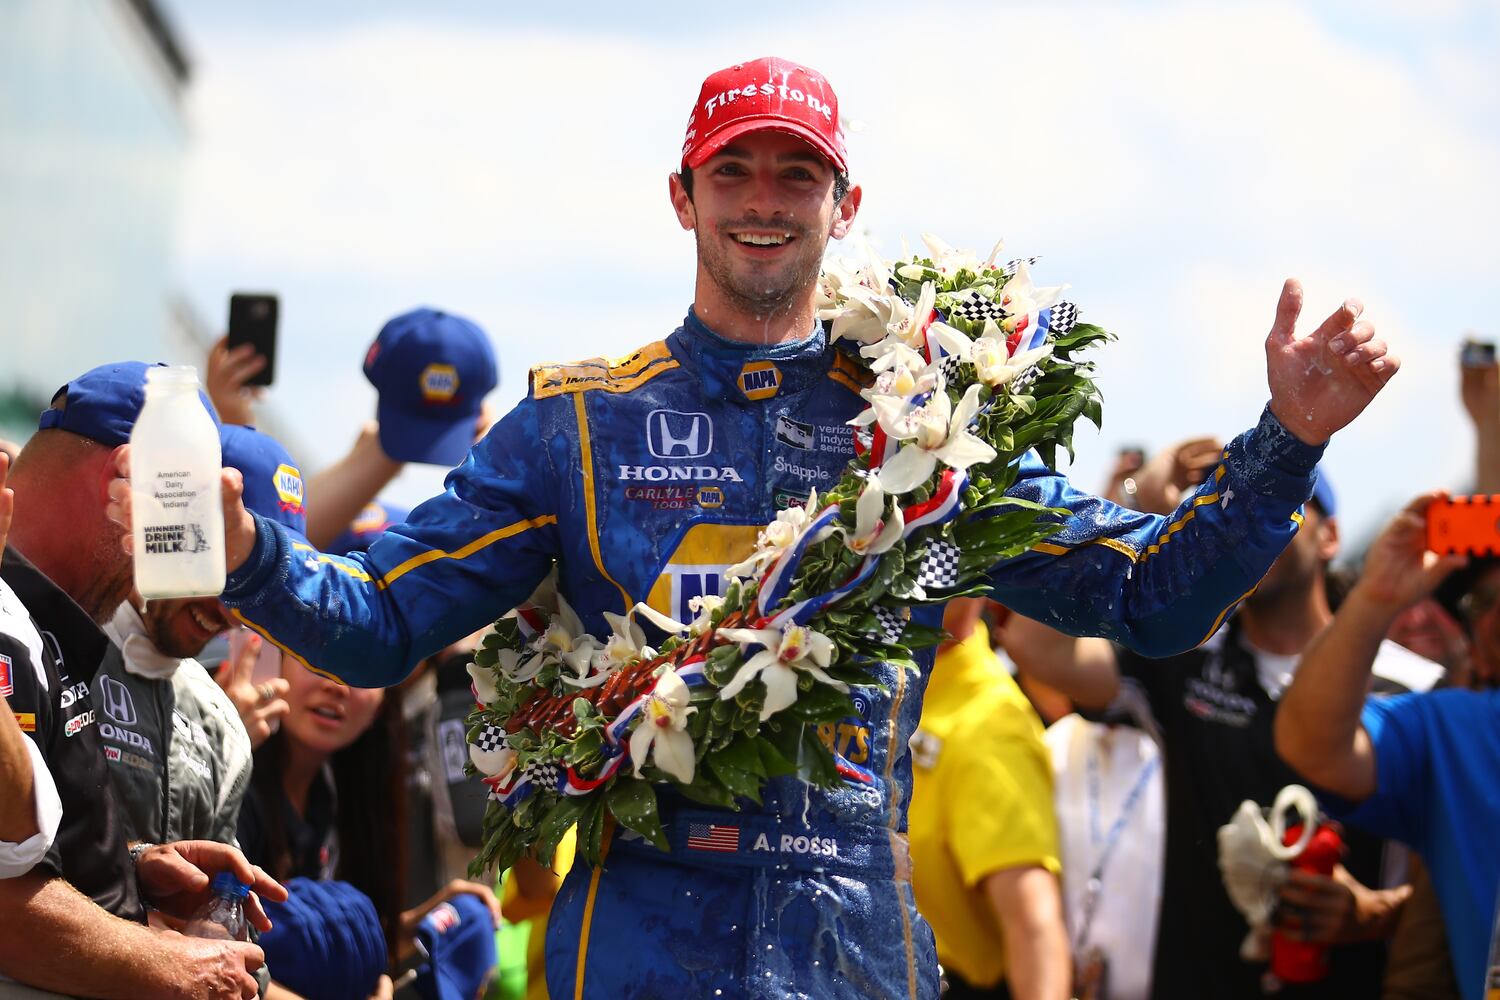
990;281;1398;655
1275;494;1464;801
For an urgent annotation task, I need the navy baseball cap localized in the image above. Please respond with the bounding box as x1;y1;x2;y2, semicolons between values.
363;308;498;466
38;361;219;447
1310;467;1337;518
260;878;388;1000
221;424;308;537
327;498;410;556
412;893;498;1000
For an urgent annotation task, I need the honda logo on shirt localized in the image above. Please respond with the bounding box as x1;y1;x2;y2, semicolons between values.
647;410;713;459
98;674;137;726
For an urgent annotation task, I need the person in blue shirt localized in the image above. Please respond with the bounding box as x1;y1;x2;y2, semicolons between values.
1275;493;1497;1000
114;56;1399;1000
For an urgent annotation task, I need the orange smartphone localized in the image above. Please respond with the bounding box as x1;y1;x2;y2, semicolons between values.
1426;495;1500;555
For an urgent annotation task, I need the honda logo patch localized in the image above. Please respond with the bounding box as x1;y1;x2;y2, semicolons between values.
646;410;713;459
98;674;137;726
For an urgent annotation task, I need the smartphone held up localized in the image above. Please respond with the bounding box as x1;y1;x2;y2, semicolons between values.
1426;495;1500;557
227;293;279;387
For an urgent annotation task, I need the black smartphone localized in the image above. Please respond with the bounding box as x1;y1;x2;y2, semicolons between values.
227;293;279;387
1461;339;1496;369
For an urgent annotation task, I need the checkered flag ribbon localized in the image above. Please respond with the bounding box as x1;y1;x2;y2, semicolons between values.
945;292;1006;327
1003;256;1041;277
1047;301;1079;335
939;355;966;384
522;759;561;791
916;540;962;590
474;723;507;755
868;605;907;645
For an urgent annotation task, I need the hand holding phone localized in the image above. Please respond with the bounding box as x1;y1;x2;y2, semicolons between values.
1425;495;1500;555
227;293;279;387
1461;339;1496;369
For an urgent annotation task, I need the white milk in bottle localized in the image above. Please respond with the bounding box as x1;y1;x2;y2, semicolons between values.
130;366;225;598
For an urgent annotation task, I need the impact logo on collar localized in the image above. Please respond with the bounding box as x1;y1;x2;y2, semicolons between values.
274;464;305;514
737;361;782;401
420;363;460;404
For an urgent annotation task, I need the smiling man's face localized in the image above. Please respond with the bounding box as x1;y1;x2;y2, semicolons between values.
673;130;854;321
139;595;233;660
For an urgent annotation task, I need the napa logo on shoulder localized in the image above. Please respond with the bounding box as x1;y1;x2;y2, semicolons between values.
273;464;305;514
737;361;781;400
420;363;460;403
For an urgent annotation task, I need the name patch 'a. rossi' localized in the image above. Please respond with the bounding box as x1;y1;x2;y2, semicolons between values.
646;523;760;625
750;832;841;857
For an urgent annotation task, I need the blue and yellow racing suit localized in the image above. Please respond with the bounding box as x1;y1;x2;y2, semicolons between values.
222;310;1323;1000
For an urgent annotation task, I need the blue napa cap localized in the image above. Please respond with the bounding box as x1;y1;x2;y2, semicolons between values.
327;499;410;556
220;425;308;537
37;361;219;447
363;308;498;466
412;893;498;1000
1310;466;1337;518
259;878;388;1000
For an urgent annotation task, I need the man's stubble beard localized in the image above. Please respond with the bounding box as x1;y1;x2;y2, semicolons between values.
696;219;828;320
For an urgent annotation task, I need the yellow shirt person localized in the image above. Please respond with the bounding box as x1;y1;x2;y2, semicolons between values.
908;603;1069;998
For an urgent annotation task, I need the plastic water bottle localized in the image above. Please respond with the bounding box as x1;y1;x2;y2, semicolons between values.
183;872;250;941
130;366;225;598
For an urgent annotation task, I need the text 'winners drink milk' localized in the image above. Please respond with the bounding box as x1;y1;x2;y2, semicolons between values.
130;366;225;598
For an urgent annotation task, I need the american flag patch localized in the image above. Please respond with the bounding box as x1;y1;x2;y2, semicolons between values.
685;823;739;853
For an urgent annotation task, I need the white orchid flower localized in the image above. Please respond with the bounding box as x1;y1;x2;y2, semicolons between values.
725;490;824;578
560;636;614;688
921;233;985;276
717;623;846;721
875;383;998;495
843;478;905;556
533;593;586;656
998;262;1067;334
686;594;725;634
973;334;1054;389
886;281;936;348
860;337;930;380
628;668;697;783
466;661;501;705
469;738;516;781
495;647;545;685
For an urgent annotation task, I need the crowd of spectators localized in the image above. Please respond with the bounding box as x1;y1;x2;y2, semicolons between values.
1;297;1497;1000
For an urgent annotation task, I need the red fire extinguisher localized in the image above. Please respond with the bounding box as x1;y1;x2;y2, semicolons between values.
1270;822;1345;984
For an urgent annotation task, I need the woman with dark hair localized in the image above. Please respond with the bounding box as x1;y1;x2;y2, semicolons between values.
240;653;499;1000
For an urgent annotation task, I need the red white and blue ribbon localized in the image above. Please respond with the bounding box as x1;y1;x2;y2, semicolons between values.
559;657;709;796
756;505;842;615
900;468;968;538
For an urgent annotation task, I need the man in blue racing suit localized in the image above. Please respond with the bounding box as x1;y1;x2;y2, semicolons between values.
134;57;1399;1000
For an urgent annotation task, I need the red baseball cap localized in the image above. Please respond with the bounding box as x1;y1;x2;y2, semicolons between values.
681;57;848;174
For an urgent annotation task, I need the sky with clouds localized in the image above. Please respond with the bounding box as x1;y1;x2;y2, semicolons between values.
168;0;1500;546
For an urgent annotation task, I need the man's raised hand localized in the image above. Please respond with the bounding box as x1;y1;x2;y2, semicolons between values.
1266;279;1399;445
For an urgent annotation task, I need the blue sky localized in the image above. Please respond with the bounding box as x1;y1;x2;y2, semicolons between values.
166;0;1500;547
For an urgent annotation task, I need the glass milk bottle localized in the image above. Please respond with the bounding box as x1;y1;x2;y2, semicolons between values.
130;366;226;598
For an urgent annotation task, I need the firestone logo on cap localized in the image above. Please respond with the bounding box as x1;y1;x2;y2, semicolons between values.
274;463;305;514
421;363;460;404
681;57;847;174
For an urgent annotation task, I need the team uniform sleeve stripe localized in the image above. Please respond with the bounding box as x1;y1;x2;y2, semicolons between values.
374;515;559;591
289;543;374;583
573;393;633;611
1029;535;1139;562
229;609;348;685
